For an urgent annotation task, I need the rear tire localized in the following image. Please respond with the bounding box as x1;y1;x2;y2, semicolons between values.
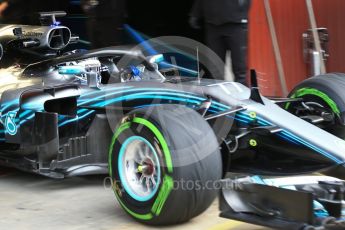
109;105;222;225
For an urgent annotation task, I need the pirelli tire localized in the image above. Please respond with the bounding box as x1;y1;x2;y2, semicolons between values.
287;73;345;138
108;104;222;225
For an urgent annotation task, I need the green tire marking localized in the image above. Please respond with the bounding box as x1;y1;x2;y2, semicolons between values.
133;117;173;174
114;190;154;220
286;88;341;115
109;122;154;221
108;117;174;220
151;175;174;216
108;122;131;177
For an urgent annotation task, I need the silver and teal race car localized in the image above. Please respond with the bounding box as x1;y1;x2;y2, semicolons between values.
1;12;345;230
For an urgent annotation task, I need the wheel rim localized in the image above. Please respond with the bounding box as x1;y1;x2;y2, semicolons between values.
118;136;161;202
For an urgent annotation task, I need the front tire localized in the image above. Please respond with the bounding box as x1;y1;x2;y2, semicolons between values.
287;73;345;138
109;105;222;225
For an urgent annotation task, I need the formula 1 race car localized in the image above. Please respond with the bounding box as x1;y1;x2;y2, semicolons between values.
2;12;345;230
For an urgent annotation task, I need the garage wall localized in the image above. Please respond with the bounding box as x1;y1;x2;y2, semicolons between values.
248;0;279;96
313;0;345;73
249;0;345;96
248;0;310;96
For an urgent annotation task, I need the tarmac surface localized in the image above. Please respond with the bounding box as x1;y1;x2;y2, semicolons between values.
0;167;269;230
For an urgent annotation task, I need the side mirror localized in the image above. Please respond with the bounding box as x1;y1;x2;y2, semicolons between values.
58;66;100;89
147;54;164;64
58;66;84;75
151;63;159;71
86;72;100;89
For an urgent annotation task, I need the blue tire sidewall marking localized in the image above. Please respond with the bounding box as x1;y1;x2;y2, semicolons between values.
118;136;161;202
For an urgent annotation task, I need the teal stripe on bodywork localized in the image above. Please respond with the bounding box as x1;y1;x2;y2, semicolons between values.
2;87;341;164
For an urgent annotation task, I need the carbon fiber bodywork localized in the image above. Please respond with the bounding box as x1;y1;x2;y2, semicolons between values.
3;18;345;229
0;17;344;182
0;41;345;179
0;74;343;177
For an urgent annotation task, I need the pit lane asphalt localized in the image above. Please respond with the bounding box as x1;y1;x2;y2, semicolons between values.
0;167;269;230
